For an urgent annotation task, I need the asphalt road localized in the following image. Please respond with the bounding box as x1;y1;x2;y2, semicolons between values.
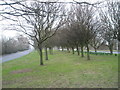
60;49;120;54
89;50;120;54
0;49;34;63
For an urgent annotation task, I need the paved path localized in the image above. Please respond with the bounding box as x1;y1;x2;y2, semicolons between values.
59;49;120;54
0;49;34;63
89;50;120;54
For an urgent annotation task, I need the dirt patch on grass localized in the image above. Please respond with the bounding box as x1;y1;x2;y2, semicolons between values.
11;69;32;74
82;70;97;74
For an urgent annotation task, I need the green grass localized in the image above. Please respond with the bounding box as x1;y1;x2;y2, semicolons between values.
2;51;118;88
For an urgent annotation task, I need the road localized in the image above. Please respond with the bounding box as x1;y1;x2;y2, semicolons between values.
0;49;34;63
59;49;120;54
89;50;120;54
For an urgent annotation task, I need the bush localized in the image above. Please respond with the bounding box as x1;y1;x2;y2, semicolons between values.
1;35;29;55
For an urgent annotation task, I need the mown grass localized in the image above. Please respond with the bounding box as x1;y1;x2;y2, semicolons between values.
2;50;118;88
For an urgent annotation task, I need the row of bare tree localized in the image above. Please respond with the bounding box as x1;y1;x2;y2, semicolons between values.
0;0;119;65
41;1;119;61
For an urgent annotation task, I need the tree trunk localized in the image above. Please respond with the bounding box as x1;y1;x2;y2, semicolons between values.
45;47;48;60
39;47;43;65
109;46;113;55
62;47;64;51
81;45;84;57
49;47;53;55
86;44;90;60
72;47;74;54
57;47;60;51
94;48;97;55
76;45;80;55
51;48;53;54
67;47;70;53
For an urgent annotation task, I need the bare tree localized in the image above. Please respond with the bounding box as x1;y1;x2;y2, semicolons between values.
99;0;119;54
60;4;96;60
66;7;80;56
74;4;96;60
107;1;120;41
90;19;104;54
90;35;104;54
1;1;66;65
0;0;106;63
17;35;29;51
43;34;58;60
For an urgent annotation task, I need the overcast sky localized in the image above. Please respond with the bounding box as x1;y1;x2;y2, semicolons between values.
0;0;104;38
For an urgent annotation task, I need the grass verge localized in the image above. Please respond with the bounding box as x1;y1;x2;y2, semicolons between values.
2;51;118;88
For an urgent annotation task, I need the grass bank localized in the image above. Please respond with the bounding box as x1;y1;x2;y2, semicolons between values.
2;51;118;88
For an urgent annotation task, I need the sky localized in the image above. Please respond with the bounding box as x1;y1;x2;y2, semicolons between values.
0;0;104;38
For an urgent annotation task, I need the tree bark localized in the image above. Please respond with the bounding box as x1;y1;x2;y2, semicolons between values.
72;47;74;54
86;44;90;60
45;47;48;60
57;47;60;51
81;45;84;57
109;45;113;55
67;47;70;53
39;46;43;65
81;46;84;57
62;47;64;51
49;47;53;55
94;48;97;55
76;45;80;55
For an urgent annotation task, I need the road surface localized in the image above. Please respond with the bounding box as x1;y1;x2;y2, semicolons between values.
89;50;120;54
59;49;120;54
0;49;34;63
